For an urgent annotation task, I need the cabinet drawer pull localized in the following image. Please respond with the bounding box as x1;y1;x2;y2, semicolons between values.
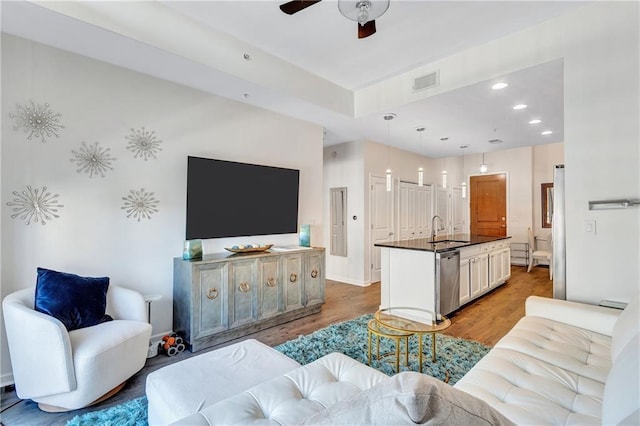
266;277;276;287
207;288;218;300
289;273;298;283
239;282;251;293
310;269;319;279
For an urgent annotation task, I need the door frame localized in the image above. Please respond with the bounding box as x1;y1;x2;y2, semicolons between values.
369;173;394;284
467;171;509;236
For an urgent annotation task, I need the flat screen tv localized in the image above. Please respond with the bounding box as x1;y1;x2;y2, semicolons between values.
186;156;300;240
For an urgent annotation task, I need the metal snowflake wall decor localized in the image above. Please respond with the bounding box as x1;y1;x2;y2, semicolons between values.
9;100;65;143
121;188;159;222
6;185;64;225
125;127;162;161
70;141;116;178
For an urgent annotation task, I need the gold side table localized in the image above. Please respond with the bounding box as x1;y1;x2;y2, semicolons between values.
375;308;451;373
367;319;413;373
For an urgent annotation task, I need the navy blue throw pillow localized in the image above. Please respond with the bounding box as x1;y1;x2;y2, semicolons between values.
34;267;111;331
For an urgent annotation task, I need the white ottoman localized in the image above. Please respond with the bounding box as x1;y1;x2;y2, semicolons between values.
146;339;301;425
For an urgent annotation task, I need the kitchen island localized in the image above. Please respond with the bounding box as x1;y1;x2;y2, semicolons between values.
374;235;511;323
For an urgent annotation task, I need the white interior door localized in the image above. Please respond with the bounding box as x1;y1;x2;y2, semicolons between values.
435;186;450;236
370;175;393;283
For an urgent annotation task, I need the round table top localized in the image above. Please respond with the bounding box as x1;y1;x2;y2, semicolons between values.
375;307;451;333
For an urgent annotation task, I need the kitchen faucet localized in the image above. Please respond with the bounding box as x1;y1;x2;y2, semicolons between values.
431;215;443;242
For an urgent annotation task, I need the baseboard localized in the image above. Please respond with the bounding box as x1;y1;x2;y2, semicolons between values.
152;330;173;341
1;372;15;387
325;275;370;287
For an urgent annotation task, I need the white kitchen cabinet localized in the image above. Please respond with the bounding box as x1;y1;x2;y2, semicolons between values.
459;256;471;304
489;240;511;287
459;238;511;306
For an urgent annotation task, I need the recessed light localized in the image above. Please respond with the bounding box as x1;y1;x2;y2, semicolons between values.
541;130;553;135
529;119;542;124
489;139;503;144
513;104;528;110
492;82;509;90
440;137;449;141
459;145;469;149
243;53;251;61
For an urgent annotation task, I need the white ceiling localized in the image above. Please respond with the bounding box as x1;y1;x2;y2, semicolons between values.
1;1;586;158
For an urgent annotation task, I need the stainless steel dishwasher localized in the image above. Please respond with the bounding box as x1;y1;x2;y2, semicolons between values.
435;250;460;318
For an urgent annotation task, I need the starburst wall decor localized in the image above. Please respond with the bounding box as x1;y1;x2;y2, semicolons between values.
6;185;64;225
121;188;159;222
9;100;65;143
70;141;116;178
125;127;162;161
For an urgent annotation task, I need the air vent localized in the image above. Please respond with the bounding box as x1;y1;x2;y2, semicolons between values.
412;71;439;93
489;139;504;144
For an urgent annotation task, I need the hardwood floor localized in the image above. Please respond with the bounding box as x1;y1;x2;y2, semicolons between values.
0;265;551;425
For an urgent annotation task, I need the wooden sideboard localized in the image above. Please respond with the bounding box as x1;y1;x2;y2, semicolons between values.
173;247;325;352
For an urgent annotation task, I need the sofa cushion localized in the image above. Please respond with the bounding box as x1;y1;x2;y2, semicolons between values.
455;346;604;424
611;293;640;362
34;267;111;331
147;339;301;425
602;333;640;425
172;352;388;425
301;371;514;425
494;315;611;383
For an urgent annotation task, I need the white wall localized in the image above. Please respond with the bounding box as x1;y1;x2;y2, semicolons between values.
323;141;365;285
0;35;324;385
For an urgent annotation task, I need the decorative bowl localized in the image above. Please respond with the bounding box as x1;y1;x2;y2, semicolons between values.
225;244;273;253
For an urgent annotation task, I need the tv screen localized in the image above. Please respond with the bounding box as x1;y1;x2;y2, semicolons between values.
186;156;300;240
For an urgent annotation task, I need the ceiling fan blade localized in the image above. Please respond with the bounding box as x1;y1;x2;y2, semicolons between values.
279;1;322;15
358;20;377;39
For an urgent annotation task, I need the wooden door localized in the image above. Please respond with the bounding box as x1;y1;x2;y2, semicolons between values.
304;251;325;306
257;257;281;320
283;254;303;311
470;174;506;236
228;260;257;329
195;263;228;337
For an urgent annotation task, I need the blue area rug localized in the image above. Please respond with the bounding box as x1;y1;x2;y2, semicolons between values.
274;313;489;384
66;396;147;426
66;314;489;425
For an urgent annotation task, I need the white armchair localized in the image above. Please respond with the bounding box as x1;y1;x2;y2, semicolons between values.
2;285;152;412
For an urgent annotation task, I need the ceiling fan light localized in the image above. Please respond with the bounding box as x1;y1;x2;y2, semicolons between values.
338;0;390;24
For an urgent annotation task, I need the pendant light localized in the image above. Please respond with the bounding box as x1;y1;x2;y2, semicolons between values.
480;152;488;174
416;127;425;186
384;113;396;191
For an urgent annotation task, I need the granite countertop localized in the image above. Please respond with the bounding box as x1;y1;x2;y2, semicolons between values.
374;234;511;253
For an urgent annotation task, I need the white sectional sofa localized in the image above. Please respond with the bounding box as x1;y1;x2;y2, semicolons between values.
455;295;639;424
147;294;639;425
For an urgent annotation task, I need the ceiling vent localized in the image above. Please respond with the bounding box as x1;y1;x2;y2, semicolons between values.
412;71;439;93
489;139;504;145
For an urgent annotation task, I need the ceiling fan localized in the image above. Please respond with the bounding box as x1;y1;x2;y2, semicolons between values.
279;0;390;39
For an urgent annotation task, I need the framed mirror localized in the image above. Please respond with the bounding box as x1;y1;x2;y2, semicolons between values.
541;182;553;228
